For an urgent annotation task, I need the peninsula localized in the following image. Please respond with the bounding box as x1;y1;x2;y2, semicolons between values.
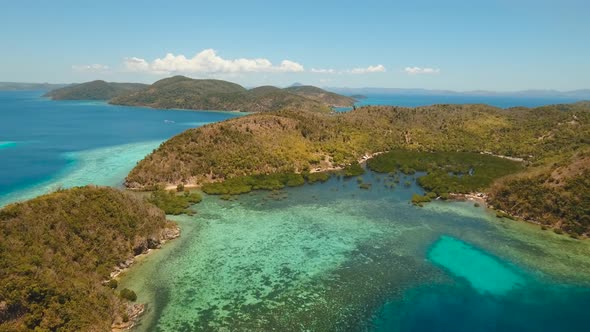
126;102;590;235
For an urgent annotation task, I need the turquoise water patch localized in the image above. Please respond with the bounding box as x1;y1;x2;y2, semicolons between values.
0;140;162;206
428;235;526;295
0;141;17;150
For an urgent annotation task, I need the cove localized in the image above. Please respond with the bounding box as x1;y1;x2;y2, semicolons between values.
119;170;590;331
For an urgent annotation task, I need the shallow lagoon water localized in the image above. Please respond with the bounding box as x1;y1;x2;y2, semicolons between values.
120;171;590;332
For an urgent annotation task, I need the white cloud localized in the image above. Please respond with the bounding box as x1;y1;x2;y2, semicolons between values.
349;64;386;74
72;64;109;72
311;68;336;74
311;65;386;75
123;57;150;72
124;49;304;74
404;67;440;75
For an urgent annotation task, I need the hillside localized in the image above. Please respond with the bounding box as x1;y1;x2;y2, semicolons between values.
284;85;356;107
110;76;334;112
0;186;178;331
44;80;148;100
489;150;590;235
126;102;590;234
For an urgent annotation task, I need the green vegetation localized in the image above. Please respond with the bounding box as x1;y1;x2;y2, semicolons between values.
0;186;176;331
305;172;331;184
148;189;202;215
367;151;523;195
342;162;365;177
359;183;372;190
489;151;590;236
119;289;137;302
106;279;118;289
110;76;337;113
202;172;306;195
411;193;432;206
127;102;590;234
44;80;147;100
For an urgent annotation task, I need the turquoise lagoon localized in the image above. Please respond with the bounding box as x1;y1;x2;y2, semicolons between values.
120;171;590;332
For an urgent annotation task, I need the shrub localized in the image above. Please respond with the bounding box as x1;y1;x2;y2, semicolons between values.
342;163;365;177
359;183;372;190
148;190;201;215
106;279;118;289
411;194;431;205
120;288;137;302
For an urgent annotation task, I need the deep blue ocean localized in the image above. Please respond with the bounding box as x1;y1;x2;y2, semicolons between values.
2;90;590;331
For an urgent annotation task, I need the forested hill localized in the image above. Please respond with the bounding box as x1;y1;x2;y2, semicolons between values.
0;186;178;331
110;76;347;112
44;80;148;100
126;102;589;235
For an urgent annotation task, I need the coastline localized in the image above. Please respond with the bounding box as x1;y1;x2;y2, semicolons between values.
108;101;249;116
135;149;569;240
109;224;181;331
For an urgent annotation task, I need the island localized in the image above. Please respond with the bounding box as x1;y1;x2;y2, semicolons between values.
110;76;352;112
126;101;590;236
44;76;355;113
44;80;148;100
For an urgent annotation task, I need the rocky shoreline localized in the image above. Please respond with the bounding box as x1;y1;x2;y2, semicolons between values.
109;224;180;331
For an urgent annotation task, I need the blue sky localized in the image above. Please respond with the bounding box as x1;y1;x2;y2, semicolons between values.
1;0;589;90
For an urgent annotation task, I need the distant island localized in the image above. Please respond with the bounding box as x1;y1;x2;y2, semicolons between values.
44;80;148;100
110;76;329;113
43;76;354;113
126;102;590;236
